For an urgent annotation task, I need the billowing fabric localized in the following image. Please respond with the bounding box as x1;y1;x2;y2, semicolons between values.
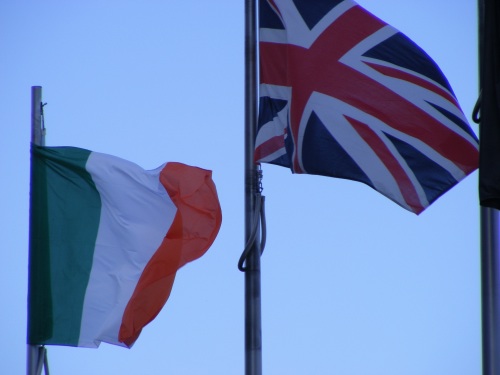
28;145;222;348
256;0;478;214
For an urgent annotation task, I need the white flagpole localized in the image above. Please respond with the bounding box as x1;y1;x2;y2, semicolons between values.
27;86;47;375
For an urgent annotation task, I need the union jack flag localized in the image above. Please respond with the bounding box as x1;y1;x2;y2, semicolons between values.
256;0;479;214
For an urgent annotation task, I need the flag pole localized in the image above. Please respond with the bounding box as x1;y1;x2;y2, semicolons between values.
481;208;500;375
478;0;500;374
27;86;46;375
244;0;262;374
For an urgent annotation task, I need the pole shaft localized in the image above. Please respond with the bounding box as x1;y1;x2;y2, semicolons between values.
478;0;500;373
31;86;44;146
244;0;262;374
27;86;44;375
481;208;500;375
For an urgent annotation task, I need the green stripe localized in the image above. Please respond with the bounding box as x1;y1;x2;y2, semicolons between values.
28;145;101;346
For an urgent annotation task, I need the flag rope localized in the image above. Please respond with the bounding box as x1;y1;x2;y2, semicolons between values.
239;167;266;272
473;90;481;124
34;346;50;375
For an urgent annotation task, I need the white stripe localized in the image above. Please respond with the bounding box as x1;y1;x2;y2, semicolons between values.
260;27;287;44
258;147;288;163
255;103;289;149
272;0;356;48
255;120;285;149
78;152;176;347
259;83;291;100
296;93;428;210
340;25;479;150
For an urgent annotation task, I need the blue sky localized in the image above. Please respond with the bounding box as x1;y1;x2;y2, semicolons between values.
1;1;481;374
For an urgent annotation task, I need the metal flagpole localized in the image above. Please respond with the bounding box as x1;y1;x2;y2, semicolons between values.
243;0;262;374
31;86;45;147
28;86;48;375
478;0;500;374
481;208;500;375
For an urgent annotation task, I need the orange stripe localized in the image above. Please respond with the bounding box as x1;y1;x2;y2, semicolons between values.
118;162;222;347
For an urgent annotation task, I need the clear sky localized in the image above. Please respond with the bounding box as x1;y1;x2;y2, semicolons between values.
1;1;481;374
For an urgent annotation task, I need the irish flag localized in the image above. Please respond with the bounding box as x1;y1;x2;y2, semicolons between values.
28;145;222;348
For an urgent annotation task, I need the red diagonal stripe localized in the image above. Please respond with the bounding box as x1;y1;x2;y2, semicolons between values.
260;4;478;173
364;62;459;107
346;116;424;213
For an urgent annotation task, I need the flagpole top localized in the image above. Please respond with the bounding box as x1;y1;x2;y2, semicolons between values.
31;86;45;146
